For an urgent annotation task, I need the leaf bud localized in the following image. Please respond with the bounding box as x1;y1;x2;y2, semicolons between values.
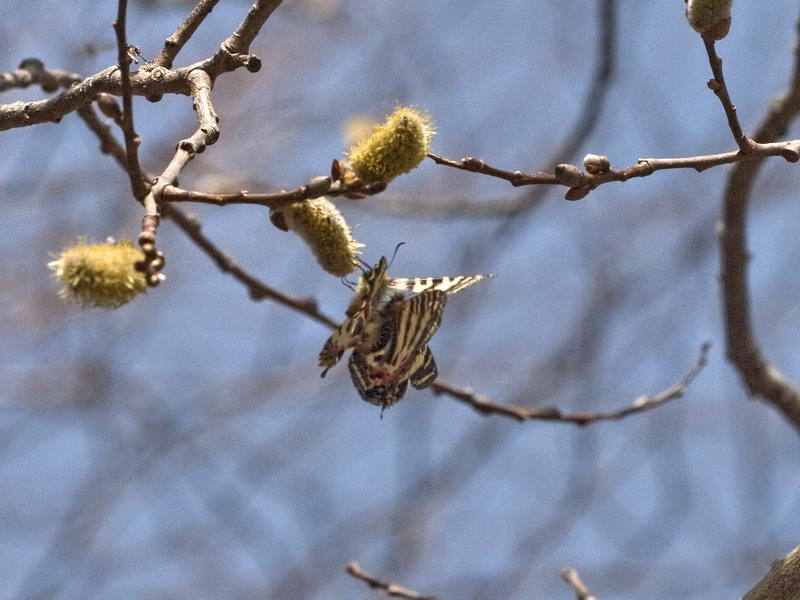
685;0;732;40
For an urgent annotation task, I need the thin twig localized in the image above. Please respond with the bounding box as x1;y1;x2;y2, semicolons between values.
160;203;337;329
432;343;710;425
221;0;284;56
162;176;386;208
112;0;148;201
428;137;800;201
153;0;222;69
561;568;598;600
346;562;438;600
76;94;336;329
702;36;755;154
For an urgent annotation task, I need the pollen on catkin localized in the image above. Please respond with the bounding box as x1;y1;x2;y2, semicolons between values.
271;198;363;277
685;0;732;40
48;238;148;309
346;106;434;184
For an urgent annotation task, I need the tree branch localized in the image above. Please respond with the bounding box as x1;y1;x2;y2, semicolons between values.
431;343;710;425
742;545;800;600
428;137;800;202
720;12;800;434
221;0;284;56
346;561;437;600
702;36;755;154
561;568;598;600
153;0;223;69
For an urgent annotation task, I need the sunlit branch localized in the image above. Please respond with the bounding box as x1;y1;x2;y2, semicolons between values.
0;58;80;94
221;0;284;56
162;176;386;208
153;0;222;69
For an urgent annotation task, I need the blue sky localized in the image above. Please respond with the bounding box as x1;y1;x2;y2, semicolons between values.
1;1;800;599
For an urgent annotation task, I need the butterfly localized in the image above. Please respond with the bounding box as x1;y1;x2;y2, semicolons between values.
319;257;492;410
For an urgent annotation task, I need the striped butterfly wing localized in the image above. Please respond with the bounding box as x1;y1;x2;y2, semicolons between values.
347;291;447;409
345;256;391;318
348;345;436;409
319;257;391;373
320;258;491;385
319;316;364;375
388;273;493;296
348;349;409;409
408;344;438;390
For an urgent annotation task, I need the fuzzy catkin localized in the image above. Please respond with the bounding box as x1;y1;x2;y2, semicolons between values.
274;198;362;277
347;107;434;184
48;239;147;309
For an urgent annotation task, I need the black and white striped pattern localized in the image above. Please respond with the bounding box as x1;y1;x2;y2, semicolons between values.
347;291;446;410
388;274;493;296
319;257;491;409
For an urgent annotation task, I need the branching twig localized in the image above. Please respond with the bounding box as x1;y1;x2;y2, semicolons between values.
76;88;335;328
160;203;337;329
346;561;438;600
113;0;147;201
432;343;710;425
429;137;800;201
153;0;222;69
561;568;598;600
0;0;282;132
702;36;755;154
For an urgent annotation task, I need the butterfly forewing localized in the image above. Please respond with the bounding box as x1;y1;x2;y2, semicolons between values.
372;291;446;375
388;273;492;296
319;257;391;372
360;291;446;384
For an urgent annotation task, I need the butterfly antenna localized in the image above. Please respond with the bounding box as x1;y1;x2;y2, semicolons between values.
341;273;357;291
389;242;406;266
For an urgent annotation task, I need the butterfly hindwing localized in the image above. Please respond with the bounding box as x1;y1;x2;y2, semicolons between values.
408;345;438;390
348;349;409;409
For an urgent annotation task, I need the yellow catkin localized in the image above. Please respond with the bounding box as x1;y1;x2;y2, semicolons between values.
346;106;434;184
685;0;732;40
48;238;147;309
275;198;362;277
